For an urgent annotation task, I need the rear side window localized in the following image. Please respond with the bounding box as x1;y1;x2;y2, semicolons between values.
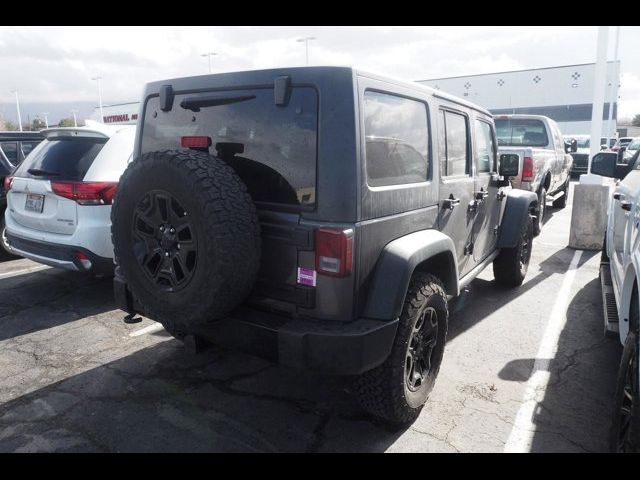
141;87;318;208
439;110;469;177
495;118;548;147
13;137;108;181
474;120;495;174
1;142;18;166
363;91;429;187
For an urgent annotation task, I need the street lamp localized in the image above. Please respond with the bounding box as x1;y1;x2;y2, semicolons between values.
42;112;49;128
296;36;316;66
91;76;104;123
71;109;78;127
11;89;23;132
201;52;218;73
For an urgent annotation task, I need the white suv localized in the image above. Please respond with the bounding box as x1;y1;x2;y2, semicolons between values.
3;123;135;274
592;149;640;453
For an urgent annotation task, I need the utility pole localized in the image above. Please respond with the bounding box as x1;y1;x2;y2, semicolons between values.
586;26;610;179
296;36;316;65
71;109;78;127
201;52;218;73
12;90;23;132
42;112;49;128
92;76;104;122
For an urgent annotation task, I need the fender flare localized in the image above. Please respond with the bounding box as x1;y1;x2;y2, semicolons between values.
363;229;458;321
497;189;538;249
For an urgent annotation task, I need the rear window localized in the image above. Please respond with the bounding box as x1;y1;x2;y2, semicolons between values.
13;137;108;181
363;91;429;187
628;139;640;150
495;118;549;147
141;87;318;208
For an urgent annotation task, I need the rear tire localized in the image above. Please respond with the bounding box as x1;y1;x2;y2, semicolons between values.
0;216;19;260
111;150;261;334
533;187;546;236
493;214;534;287
355;273;448;426
552;178;569;209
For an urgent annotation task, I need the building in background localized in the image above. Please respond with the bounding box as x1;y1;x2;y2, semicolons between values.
89;102;140;125
417;62;620;136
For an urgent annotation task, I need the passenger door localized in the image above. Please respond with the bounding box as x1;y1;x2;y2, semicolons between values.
611;164;640;288
472;118;504;263
438;108;476;277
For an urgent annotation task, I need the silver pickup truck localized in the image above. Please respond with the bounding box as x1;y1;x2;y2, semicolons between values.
495;114;574;235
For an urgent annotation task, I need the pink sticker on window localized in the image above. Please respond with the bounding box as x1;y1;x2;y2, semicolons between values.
297;267;317;287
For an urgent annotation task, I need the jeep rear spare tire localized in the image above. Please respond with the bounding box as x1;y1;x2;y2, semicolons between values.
111;150;261;332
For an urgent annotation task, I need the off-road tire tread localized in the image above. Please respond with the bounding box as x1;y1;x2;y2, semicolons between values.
111;150;261;332
493;215;533;287
355;273;448;426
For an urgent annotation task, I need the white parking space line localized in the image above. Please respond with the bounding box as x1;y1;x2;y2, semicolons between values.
0;265;50;280
504;249;584;453
129;322;164;337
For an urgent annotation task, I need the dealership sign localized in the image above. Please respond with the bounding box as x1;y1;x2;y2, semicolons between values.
90;102;140;125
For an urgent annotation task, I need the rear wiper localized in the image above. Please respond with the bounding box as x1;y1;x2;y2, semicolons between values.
180;94;256;112
28;168;60;177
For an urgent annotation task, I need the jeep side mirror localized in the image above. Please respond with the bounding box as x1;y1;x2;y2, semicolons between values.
590;152;619;178
499;153;519;177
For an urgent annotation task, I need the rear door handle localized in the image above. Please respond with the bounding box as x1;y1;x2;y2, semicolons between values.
443;197;461;210
621;201;633;212
475;190;490;201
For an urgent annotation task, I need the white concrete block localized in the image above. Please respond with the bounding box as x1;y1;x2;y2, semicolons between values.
568;183;610;250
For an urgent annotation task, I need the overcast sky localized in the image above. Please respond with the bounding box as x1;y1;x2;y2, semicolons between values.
1;26;639;123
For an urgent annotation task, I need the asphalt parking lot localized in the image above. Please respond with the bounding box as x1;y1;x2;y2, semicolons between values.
0;181;623;452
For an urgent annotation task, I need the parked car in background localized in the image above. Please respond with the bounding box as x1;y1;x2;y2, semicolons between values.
622;137;640;164
3;123;135;273
110;67;538;425
613;137;635;162
592;149;640;453
495;114;574;235
1;131;44;258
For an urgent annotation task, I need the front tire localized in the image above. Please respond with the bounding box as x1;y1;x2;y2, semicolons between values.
355;273;448;426
493;214;534;287
610;329;640;453
552;178;569;209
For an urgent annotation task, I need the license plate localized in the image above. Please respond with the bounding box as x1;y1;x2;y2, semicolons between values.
25;194;44;213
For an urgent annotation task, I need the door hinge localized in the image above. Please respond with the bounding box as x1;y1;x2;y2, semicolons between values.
493;225;499;236
464;242;474;255
496;190;506;201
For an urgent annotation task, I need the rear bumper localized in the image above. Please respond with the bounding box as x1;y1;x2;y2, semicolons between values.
5;233;114;273
114;270;398;375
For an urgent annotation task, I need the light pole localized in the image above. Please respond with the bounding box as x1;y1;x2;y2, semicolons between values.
201;52;218;73
42;112;49;128
605;26;621;147
71;109;78;127
91;76;104;123
296;36;316;65
12;90;23;132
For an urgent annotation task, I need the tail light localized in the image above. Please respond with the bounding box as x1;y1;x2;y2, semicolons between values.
181;136;212;149
51;181;118;205
3;176;13;193
75;251;92;270
522;156;534;181
315;228;353;278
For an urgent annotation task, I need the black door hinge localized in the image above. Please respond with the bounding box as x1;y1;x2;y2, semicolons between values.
464;243;474;255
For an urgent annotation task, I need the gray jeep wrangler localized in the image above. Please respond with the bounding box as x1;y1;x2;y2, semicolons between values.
111;67;537;425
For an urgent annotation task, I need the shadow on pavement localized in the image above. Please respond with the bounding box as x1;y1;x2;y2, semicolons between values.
498;277;622;452
0;338;407;452
0;268;115;341
447;248;598;342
